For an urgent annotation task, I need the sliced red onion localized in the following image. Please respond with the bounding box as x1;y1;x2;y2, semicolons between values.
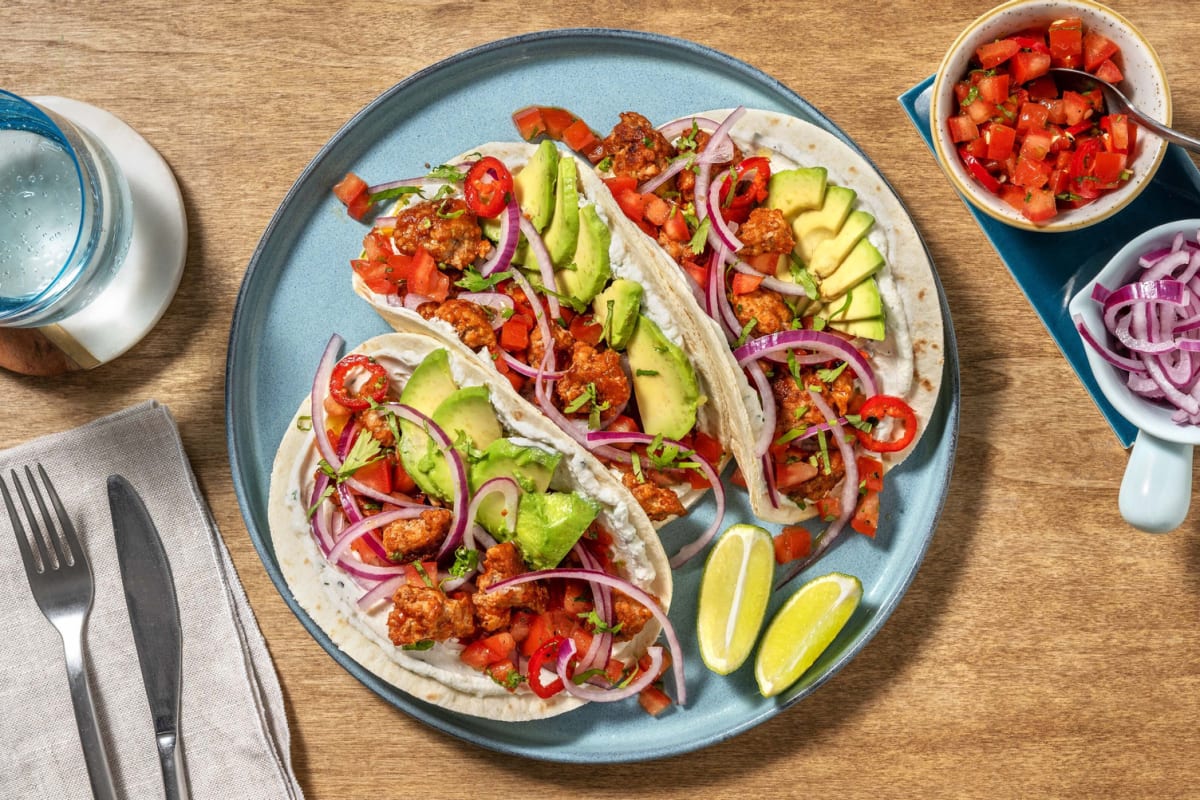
357;573;408;610
734;329;879;397
479;198;521;277
744;360;776;458
466;477;520;541
583;431;725;567
518;216;562;321
571;541;615;673
367;176;442;195
638;155;693;195
708;245;742;339
486;567;685;705
311;335;345;471
555;638;665;703
1073;313;1145;372
508;268;555;376
402;292;433;311
705;168;743;252
327;506;428;565
656;116;721;145
697;106;745;168
499;349;566;379
309;474;336;553
458;291;515;329
382;402;470;560
762;452;781;509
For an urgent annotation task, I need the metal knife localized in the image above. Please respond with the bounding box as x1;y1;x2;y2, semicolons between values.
107;474;191;800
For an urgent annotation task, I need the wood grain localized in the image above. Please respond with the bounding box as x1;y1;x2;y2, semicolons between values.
3;1;1199;798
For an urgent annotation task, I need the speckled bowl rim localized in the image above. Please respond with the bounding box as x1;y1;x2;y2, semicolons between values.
930;0;1171;233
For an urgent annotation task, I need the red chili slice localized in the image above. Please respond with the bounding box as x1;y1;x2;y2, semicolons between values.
464;156;514;218
528;635;568;699
853;395;918;453
958;147;1002;194
329;354;389;412
718;156;771;224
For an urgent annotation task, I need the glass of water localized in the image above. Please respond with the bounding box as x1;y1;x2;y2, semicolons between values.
0;90;132;327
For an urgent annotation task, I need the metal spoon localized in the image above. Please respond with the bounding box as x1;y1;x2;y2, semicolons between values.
1050;67;1200;153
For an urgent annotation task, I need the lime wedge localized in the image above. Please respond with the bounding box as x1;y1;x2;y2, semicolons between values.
755;571;862;698
697;523;775;675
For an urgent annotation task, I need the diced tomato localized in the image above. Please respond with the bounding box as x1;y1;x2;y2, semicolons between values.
400;247;450;302
773;526;813;564
352;456;393;496
1048;17;1083;68
662;206;690;242
999;183;1027;211
512;106;548;141
985;123;1017;161
1061;90;1092;126
499;318;530;351
351;258;399;295
683;260;709;290
1017;102;1049;132
1019;129;1053;162
1091;150;1127;185
1022;186;1058;222
1083;31;1119;72
638;686;673;717
509;610;534;644
948;114;980;143
562;119;604;163
1101;114;1135;154
976;38;1021;69
334;173;370;220
349;535;391;568
1026;75;1059;101
461;632;517;670
520;609;575;658
850;489;880;537
978;74;1010;106
569;314;604;346
392;459;417;495
690;431;723;466
774;460;819;493
539;108;577;138
1048;167;1071;196
1094;58;1123;84
485;659;522;692
1010;50;1051;85
1012;156;1050;189
857;456;884;492
814;496;841;522
362;231;392;262
562;580;593;616
731;272;764;295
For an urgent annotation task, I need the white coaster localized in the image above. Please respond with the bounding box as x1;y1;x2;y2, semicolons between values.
32;96;187;368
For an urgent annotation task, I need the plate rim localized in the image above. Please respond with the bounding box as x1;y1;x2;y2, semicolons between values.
226;27;961;763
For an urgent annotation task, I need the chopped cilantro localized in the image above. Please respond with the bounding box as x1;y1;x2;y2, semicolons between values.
735;317;759;347
413;561;434;588
449;547;479;579
402;640;435;651
689;218;711;255
817;362;849;383
427;164;466;182
578;609;624;635
296;415;313;432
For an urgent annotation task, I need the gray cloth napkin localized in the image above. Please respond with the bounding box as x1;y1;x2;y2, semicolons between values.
0;401;304;799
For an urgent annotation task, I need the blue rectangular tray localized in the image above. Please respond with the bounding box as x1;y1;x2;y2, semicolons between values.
900;75;1200;447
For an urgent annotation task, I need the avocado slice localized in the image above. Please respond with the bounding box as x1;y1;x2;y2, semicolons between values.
792;185;856;266
397;350;461;500
541;155;580;268
592;278;643;351
514;491;600;571
469;438;561;539
827;316;887;341
514;139;559;232
809;210;875;279
766;167;828;219
625;314;700;440
810;277;884;322
402;385;503;501
556;203;611;304
818;237;885;302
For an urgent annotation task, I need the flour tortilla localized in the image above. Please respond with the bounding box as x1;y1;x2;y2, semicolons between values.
268;332;672;720
351;142;742;519
608;108;946;524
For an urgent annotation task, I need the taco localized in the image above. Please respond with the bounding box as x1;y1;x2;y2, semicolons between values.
333;142;739;565
268;331;681;721
512;106;944;577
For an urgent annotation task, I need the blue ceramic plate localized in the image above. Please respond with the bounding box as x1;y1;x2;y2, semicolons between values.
901;75;1200;448
228;29;960;763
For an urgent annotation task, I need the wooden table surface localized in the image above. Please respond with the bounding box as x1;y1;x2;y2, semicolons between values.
5;1;1199;797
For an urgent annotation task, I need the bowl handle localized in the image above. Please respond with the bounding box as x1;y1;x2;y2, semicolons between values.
1119;431;1193;534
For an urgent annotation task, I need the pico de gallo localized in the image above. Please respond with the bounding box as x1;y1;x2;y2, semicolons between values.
511;105;919;583
333;150;730;567
303;335;683;712
946;18;1137;223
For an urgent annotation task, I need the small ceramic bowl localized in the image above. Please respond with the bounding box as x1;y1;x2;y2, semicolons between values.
1069;218;1200;533
930;0;1171;232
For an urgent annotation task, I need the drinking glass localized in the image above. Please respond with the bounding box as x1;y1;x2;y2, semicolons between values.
0;90;132;327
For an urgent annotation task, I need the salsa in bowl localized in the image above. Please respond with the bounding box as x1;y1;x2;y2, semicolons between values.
930;0;1169;232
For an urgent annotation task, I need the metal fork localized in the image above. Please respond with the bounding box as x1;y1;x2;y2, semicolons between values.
2;464;118;800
